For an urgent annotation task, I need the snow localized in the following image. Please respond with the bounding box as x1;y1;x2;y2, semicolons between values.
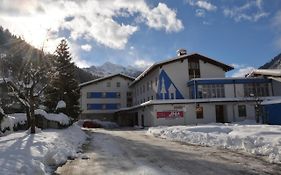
1;112;27;135
9;113;27;126
248;69;281;77
56;100;66;109
0;123;87;175
0;116;14;132
35;109;70;125
147;121;281;164
261;98;281;105
0;107;4;115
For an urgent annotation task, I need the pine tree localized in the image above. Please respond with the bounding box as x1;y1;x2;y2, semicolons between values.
44;39;80;119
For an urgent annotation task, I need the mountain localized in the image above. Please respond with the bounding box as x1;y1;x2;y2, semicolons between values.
0;26;96;83
84;61;143;78
260;53;281;69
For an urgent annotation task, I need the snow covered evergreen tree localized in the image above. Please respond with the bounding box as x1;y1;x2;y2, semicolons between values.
44;39;80;119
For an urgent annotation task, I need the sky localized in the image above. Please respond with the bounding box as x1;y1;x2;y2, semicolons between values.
0;0;281;77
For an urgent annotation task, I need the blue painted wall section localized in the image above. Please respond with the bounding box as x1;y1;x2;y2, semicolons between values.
263;103;281;125
87;92;102;98
87;104;103;110
156;70;184;100
106;92;118;98
87;92;120;98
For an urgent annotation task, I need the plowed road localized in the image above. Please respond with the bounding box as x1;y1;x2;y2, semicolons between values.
56;128;281;175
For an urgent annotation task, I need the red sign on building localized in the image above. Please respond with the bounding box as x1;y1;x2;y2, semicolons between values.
156;111;184;119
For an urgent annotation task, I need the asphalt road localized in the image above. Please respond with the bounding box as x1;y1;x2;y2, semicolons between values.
55;128;281;175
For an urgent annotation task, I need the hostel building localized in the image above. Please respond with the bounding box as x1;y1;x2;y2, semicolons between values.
80;49;279;126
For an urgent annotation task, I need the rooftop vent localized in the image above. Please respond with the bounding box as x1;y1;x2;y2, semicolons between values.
177;48;187;56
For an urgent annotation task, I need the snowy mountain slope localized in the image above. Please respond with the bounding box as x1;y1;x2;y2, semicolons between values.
260;53;281;69
84;61;142;78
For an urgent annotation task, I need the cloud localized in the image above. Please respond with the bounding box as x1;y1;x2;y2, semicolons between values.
186;0;217;12
223;0;269;22
144;3;183;32
231;64;255;77
0;0;183;67
68;41;92;68
196;1;217;11
81;44;92;52
133;59;153;70
195;9;206;17
0;0;183;51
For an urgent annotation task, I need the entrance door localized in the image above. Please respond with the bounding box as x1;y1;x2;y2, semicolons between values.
134;112;138;126
216;105;225;123
141;115;144;127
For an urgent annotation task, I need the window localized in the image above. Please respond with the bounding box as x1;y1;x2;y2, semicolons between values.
87;92;91;98
151;96;154;100
106;82;111;87
244;83;269;97
238;105;246;117
127;92;132;97
197;84;225;99
155;77;158;87
116;92;121;98
116;103;121;109
102;92;106;98
116;82;121;87
196;105;203;119
102;104;106;110
151;80;153;90
188;58;200;80
148;97;150;101
171;93;174;99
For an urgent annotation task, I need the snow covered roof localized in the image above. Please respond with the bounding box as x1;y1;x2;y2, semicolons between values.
79;73;135;88
247;69;281;77
261;99;281;105
130;53;234;86
268;77;281;82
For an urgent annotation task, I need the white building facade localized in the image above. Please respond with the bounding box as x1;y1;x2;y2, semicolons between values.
79;74;134;120
80;51;279;126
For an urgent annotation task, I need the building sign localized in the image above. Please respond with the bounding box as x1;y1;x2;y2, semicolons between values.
157;111;184;119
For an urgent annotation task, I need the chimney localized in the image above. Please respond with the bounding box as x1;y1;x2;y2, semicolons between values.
177;48;187;56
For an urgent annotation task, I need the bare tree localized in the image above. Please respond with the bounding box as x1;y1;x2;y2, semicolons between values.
1;50;51;134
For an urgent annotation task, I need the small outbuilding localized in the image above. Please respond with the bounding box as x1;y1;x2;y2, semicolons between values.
261;99;281;125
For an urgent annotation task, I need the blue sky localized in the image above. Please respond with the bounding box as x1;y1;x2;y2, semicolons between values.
0;0;281;77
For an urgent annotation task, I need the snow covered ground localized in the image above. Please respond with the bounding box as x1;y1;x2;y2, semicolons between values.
147;120;281;164
0;123;87;175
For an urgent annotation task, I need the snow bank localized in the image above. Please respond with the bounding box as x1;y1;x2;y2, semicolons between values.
0;116;14;132
56;100;66;109
148;122;281;164
9;113;27;126
35;109;70;125
0;123;87;175
0;107;4;115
